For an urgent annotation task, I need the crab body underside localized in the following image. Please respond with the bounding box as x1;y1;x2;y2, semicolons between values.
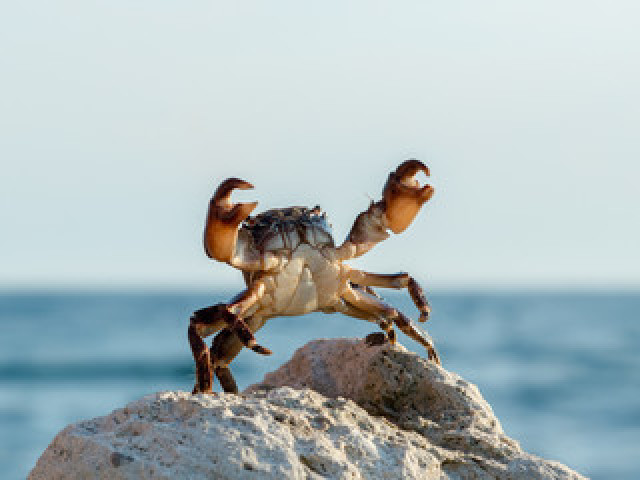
189;160;439;394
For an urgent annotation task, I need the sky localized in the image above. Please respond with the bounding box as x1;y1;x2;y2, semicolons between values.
1;1;639;290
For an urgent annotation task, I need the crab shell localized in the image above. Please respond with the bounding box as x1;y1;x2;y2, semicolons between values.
241;206;335;256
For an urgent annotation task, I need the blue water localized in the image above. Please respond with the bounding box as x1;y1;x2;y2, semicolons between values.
1;291;638;479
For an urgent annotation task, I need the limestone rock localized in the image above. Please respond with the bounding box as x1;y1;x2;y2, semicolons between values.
248;338;584;479
29;338;586;479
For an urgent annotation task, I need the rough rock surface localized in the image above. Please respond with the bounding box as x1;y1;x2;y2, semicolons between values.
29;338;586;479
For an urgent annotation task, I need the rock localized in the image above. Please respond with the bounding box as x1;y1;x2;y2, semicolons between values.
247;338;517;460
29;338;586;480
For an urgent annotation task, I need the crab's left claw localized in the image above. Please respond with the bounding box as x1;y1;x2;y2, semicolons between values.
382;159;434;234
204;178;258;264
339;159;434;260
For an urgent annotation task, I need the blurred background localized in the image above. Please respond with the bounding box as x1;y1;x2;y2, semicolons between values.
1;1;639;478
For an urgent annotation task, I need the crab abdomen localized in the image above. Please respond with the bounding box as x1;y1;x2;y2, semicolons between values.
257;244;343;317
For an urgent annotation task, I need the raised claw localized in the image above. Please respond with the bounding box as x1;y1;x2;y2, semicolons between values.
382;159;434;234
204;177;258;263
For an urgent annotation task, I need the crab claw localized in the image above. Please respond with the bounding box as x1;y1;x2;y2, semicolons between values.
204;178;258;264
382;159;434;234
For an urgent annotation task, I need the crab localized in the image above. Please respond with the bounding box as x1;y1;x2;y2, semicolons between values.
188;159;439;394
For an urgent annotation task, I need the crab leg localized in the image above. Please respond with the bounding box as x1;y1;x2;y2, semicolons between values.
208;314;267;394
188;322;214;394
336;159;434;260
340;284;440;364
334;294;398;345
347;269;431;322
188;282;271;394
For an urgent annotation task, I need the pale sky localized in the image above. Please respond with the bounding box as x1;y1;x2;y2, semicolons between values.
1;1;639;290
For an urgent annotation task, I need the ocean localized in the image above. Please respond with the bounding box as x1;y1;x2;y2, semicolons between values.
1;290;638;479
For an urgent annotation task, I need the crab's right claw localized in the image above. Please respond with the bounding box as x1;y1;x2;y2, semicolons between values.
204;178;258;264
383;159;434;234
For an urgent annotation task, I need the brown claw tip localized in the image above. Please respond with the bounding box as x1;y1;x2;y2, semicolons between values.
213;177;254;205
420;184;435;202
394;159;430;179
387;159;433;197
225;201;258;225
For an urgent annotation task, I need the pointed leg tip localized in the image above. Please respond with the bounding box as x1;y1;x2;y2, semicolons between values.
192;386;214;395
251;345;272;355
388;329;397;345
428;351;441;365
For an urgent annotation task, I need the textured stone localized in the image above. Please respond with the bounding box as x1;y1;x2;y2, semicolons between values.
29;338;586;479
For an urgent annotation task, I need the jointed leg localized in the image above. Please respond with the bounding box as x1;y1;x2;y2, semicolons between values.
188;321;214;394
347;268;431;322
188;304;231;394
209;315;267;394
188;283;270;394
210;329;238;394
334;297;397;345
341;285;440;364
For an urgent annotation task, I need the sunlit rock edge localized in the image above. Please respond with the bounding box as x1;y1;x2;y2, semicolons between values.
28;338;586;479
